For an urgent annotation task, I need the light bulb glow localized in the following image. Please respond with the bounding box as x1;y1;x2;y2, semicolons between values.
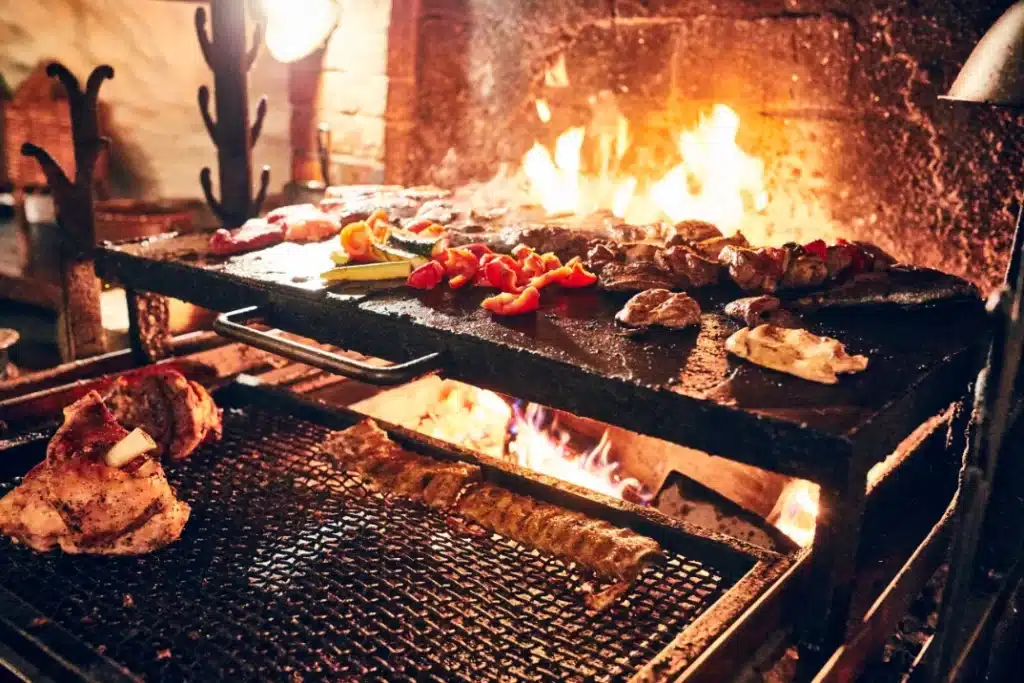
263;0;339;63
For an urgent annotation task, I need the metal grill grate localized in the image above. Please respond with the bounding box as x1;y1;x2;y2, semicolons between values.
0;405;748;683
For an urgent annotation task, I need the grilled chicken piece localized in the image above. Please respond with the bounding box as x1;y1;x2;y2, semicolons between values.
0;392;190;554
725;324;869;384
655;245;721;288
616;289;702;330
457;482;663;581
719;245;790;293
105;370;222;461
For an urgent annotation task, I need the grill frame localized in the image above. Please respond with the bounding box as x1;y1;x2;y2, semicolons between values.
0;378;791;683
94;236;987;489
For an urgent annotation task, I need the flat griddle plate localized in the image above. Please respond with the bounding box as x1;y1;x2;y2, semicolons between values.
96;237;987;485
0;382;778;683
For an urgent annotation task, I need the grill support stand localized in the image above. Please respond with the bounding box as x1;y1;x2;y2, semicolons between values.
796;457;869;678
194;0;269;227
20;63;113;362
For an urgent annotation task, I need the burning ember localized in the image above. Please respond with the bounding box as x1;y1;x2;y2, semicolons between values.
509;402;651;504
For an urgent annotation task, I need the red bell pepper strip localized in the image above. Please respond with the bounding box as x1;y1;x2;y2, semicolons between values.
462;243;494;260
407;261;445;290
406;218;432;234
802;239;827;260
560;260;598;287
439;248;479;281
511;244;535;260
483;257;522;293
529;265;572;290
481;286;541;316
540;252;562;272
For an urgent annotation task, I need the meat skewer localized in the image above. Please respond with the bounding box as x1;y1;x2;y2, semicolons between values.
323;419;664;592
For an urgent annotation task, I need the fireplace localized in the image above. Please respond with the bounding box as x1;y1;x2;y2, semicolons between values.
291;0;1023;291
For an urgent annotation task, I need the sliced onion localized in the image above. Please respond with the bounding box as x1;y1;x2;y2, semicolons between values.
104;428;157;468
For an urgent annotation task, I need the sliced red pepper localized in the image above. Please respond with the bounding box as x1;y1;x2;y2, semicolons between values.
462;243;494;260
520;252;546;279
406;218;433;234
484;258;521;293
511;244;535;260
449;273;472;289
540;252;562;272
529;265;572;290
803;239;827;260
407;261;445;290
560;261;598;287
439;248;479;279
481;286;541;316
423;223;446;237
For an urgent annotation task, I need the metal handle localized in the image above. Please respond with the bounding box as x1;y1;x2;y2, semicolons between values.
213;306;442;386
316;123;332;186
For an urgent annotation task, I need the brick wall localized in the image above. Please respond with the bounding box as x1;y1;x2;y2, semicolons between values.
289;0;394;185
400;0;1023;292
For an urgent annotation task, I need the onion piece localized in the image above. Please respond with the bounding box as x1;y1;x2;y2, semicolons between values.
104;428;158;468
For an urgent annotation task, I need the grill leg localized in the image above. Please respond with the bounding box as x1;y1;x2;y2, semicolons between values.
126;289;171;363
796;472;867;679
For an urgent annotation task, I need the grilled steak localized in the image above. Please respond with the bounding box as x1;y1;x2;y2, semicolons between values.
599;261;679;292
655;245;722;288
0;392;190;554
208;218;286;257
671;220;722;244
719;245;790;293
616;289;702;330
691;233;750;260
724;295;783;327
105;369;222;461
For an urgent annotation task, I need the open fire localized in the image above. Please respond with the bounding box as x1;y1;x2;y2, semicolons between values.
524;102;769;233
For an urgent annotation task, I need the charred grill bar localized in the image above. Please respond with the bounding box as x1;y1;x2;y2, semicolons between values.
0;379;788;683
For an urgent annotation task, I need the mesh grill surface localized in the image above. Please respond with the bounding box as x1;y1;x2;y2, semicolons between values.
0;406;746;682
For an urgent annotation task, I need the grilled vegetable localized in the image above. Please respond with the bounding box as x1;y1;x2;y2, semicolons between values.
322;261;413;283
408;261;445;289
481;286;541;315
370;243;428;266
339;221;374;261
329;250;351;266
389;228;443;257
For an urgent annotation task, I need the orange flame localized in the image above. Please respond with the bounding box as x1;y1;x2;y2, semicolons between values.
521;102;769;233
509;403;650;503
771;480;820;548
535;99;552;123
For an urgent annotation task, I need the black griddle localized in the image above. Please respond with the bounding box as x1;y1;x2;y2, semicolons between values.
0;380;784;683
95;235;988;487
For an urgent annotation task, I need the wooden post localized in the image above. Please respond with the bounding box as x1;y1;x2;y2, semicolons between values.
195;0;270;227
21;63;112;362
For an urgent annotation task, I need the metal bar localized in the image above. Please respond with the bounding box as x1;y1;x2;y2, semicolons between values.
213;306;445;385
